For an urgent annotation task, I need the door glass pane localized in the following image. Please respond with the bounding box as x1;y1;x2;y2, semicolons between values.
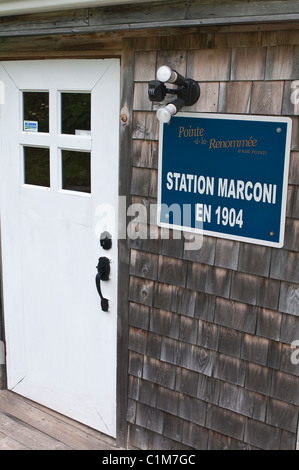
24;146;50;187
62;150;91;193
23;92;49;133
61;93;91;135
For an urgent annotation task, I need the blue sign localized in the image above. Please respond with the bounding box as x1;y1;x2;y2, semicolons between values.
24;120;38;132
158;113;292;247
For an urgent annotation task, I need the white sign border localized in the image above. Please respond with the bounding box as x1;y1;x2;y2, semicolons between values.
157;112;292;248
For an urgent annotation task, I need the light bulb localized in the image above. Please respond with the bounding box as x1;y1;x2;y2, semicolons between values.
156;103;177;123
157;66;175;83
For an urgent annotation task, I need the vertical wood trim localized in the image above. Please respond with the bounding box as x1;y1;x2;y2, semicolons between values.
117;38;134;449
0;228;7;390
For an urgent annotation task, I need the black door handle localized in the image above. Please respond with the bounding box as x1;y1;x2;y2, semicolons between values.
96;257;110;312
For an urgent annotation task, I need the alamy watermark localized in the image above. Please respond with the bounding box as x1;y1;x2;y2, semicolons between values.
291;80;299;106
291;340;299;365
95;197;203;251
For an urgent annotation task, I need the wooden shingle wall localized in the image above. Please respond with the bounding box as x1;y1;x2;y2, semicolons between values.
127;29;299;450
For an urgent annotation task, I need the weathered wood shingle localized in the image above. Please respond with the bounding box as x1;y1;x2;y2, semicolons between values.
127;23;299;451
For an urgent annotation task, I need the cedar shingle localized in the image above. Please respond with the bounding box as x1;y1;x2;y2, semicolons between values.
170;285;196;317
161;231;184;259
194;292;216;322
129;302;150;330
136;403;164;434
127;398;137;424
251;81;284;114
245;419;281;450
231;47;266;80
134;51;157;81
267;398;299;433
271;370;299;405
128;376;140;401
139;380;157;407
205;266;231;298
146;331;161;359
214;238;240;270
284;218;299;253
279;281;299;315
286;186;295;217
156;386;179;416
129;351;144;378
245;363;272;395
213;353;246;386
186;262;208;292
218;326;242;357
280;313;299;343
265;45;294;80
127;424;150;450
175;367;199;397
289;151;299;185
280;430;297;450
132;140;158;169
208;430;231;450
143;356;176;389
238;243;271;276
129;276;154;307
197;374;220;405
241;333;269;366
267;339;281;370
230;272;258;305
150;308;180;339
158;255;187;287
130;249;159;280
206;404;245;441
178;394;206;426
183;235;215;265
219;382;266;421
129;326;148;354
256;308;282;341
132;111;159;140
214;298;257;334
270;250;299;284
133;82;152;111
160;337;184;366
187;49;231;81
218;81;252;114
188;82;219;113
179;316;198;344
163;413;184;443
187;344;215;376
153;282;173;310
197;320;219;350
182;421;209;450
256;278;280;310
292;186;299;218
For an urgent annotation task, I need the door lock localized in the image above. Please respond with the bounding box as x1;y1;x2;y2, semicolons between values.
95;257;110;312
100;231;112;251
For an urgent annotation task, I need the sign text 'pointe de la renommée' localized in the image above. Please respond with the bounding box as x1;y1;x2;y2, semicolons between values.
158;113;292;247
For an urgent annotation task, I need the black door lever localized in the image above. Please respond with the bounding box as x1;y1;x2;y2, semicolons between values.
96;257;110;312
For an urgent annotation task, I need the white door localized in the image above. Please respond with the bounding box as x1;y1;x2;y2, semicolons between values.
0;60;120;438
